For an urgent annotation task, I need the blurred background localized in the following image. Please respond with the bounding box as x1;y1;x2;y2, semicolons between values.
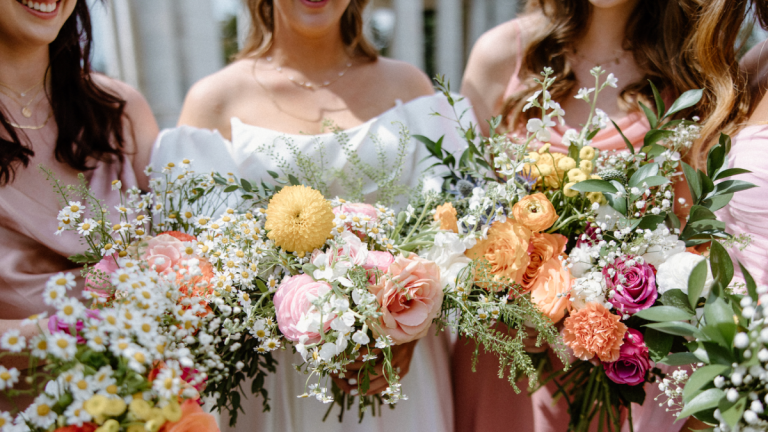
88;0;767;129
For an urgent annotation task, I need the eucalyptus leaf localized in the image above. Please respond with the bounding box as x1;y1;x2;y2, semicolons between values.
720;396;747;429
664;89;703;119
569;179;618;194
688;259;709;310
739;261;758;302
711;179;757;197
659;352;700;366
629;163;659;188
645;321;698;337
678;388;724;419
682;162;701;204
634;306;694;322
683;365;730;403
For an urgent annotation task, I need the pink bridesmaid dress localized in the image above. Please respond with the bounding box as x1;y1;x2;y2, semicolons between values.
715;124;768;286
0;142;137;411
453;19;683;432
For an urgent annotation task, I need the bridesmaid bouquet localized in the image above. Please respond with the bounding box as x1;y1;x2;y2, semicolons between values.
424;68;755;431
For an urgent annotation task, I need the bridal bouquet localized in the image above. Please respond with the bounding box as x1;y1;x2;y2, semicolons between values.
424;68;754;431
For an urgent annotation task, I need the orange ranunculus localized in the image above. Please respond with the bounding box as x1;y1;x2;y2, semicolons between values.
466;219;531;290
512;193;558;232
159;400;219;432
434;202;459;233
521;233;567;291
529;257;572;322
54;425;98;432
563;302;627;362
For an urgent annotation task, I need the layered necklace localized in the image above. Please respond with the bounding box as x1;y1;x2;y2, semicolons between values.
0;73;52;130
573;49;630;68
264;56;354;90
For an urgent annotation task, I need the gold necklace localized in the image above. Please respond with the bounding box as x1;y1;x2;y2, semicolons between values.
0;86;45;118
264;56;354;90
573;49;629;68
0;75;46;98
8;111;53;130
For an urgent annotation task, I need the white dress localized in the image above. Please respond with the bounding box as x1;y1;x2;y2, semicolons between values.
150;93;473;432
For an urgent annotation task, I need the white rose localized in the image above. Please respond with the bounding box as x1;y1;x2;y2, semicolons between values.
641;226;686;267
656;252;713;297
570;271;605;310
423;231;472;290
569;245;594;278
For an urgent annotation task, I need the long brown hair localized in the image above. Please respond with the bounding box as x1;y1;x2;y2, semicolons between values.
0;0;129;185
502;0;701;132
237;0;378;61
684;0;759;169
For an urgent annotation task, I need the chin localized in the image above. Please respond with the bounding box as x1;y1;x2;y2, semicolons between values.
275;0;351;33
0;0;75;46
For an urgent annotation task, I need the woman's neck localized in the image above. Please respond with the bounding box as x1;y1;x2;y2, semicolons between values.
575;2;638;63
0;42;49;93
269;21;351;71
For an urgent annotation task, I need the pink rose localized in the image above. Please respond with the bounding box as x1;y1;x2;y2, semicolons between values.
369;255;443;344
333;203;378;222
85;253;120;297
604;257;658;315
603;328;652;386
143;234;185;274
363;251;395;284
274;274;334;344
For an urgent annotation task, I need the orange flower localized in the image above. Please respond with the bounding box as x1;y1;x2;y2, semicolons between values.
530;257;572;322
160;231;196;242
159;399;219;432
521;233;567;291
54;425;97;432
512;193;558;232
434;202;459;233
563;302;627;362
466;220;531;289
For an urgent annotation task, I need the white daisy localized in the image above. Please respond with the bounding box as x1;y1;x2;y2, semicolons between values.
0;330;25;353
64;399;92;426
77;218;97;236
0;367;20;390
20;312;48;327
100;242;120;256
69;372;96;401
48;333;78;360
56;297;85;325
91;366;116;392
111;179;122;190
29;335;49;359
47;272;76;290
0;411;12;430
152;367;181;399
84;328;107;352
42;285;66;306
24;393;57;427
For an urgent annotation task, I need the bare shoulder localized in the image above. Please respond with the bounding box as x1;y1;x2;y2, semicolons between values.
365;57;435;101
177;60;257;130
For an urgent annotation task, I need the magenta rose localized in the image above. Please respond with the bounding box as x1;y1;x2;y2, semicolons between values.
143;234;185;274
603;328;652;386
369;255;443;344
274;274;334;344
604;257;657;315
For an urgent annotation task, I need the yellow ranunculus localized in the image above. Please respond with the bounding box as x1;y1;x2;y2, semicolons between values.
563;182;579;198
580;160;593;174
579;145;596;161
557;157;577;172
567;168;587;183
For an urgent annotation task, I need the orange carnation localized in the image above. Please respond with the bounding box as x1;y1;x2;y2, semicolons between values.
521;233;567;291
512;193;558;232
159;399;219;432
434;202;459;233
466;219;531;289
563;302;627;362
530;257;572;322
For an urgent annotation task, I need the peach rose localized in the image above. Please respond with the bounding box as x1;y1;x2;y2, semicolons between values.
512;193;558;232
158;399;219;432
521;233;567;291
563;302;627;362
143;234;184;274
434;202;459;233
369;255;443;344
274;274;334;344
333;203;378;222
466;220;532;289
530;258;572;322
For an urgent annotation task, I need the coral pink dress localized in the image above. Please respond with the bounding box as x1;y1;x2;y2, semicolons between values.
715;124;768;285
0;142;137;411
452;20;681;432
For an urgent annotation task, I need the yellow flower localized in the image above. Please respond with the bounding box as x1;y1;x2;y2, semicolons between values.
95;419;120;432
537;143;552;154
579;145;596;161
84;395;109;418
563;182;579;198
161;399;182;422
265;185;335;254
434;202;459;233
580;160;593;174
103;398;126;417
586;192;606;204
567;168;587;183
557;157;577;172
129;399;152;420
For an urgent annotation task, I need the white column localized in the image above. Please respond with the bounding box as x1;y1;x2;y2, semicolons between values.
436;0;463;87
391;0;425;70
176;0;224;90
130;0;185;128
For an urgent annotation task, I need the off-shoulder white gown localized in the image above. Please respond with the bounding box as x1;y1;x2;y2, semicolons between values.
150;94;473;432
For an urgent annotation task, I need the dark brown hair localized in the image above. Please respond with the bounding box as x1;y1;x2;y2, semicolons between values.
0;0;128;185
237;0;378;61
502;0;701;131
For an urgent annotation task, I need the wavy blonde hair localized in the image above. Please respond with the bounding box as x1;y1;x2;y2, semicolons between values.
236;0;378;61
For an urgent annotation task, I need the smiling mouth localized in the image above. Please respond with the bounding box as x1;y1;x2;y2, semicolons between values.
15;0;61;13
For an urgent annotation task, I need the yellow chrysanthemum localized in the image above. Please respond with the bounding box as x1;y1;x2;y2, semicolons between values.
265;185;334;254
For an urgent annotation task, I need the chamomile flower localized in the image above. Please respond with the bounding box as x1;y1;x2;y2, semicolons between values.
100;242;120;256
25;393;57;427
0;330;25;353
90;366;115;392
42;285;66;306
84;328;107;352
66;201;84;218
56;297;85;325
77;218;97;236
64;399;92;426
69;372;94;401
153;367;181;399
49;332;78;360
47;272;76;290
29;335;49;359
0;412;12;430
0;367;20;390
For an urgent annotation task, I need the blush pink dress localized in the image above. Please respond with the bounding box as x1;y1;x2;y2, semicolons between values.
715;124;768;286
0;141;137;411
452;19;683;432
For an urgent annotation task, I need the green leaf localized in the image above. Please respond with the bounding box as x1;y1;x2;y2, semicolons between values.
699;170;715;197
706;143;725;178
635;175;670;188
678;388;724;419
688;205;716;223
661;289;695;313
664;89;703;119
650;80;666;120
629;163;659;188
688;259;709;310
612;120;635;154
704;297;733;326
240;179;252;192
413;135;444;160
643;143;668;160
605;181;628;215
739;261;758;302
642;130;675;151
645;321;698;337
709;241;734;296
639;102;658;129
288;174;301;186
683;365;730;403
645;328;674;362
634;306;694;322
700;341;737;364
720;396;747;428
618;384;646;405
266;170;279;179
256;279;268;293
569;179;618;194
711;179;757;196
223;185;239;193
636;214;666;230
713;167;750;181
682;162;701;204
659;352;700;366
